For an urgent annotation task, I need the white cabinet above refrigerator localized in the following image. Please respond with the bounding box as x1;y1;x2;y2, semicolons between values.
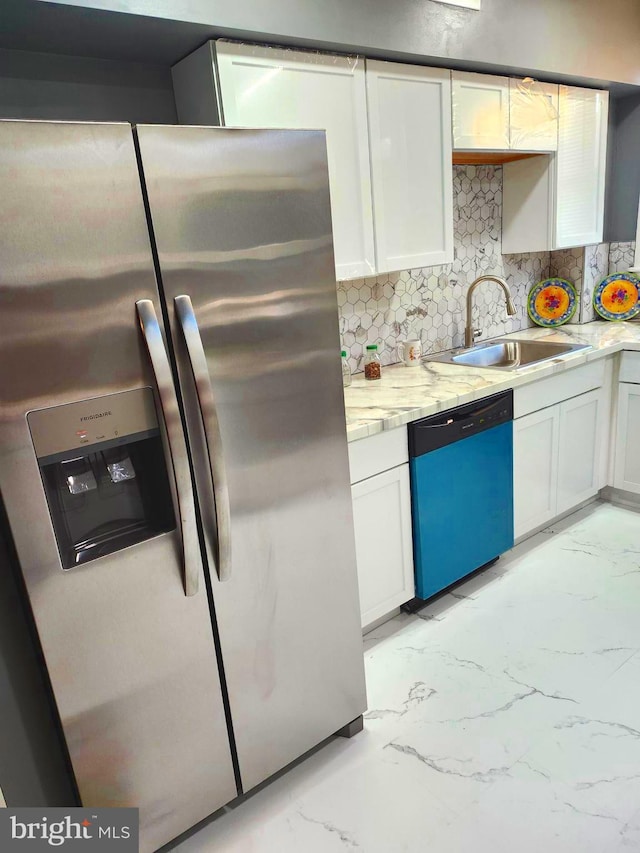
213;41;376;281
172;42;455;279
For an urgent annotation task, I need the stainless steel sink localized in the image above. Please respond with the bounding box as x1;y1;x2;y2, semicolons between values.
427;338;591;371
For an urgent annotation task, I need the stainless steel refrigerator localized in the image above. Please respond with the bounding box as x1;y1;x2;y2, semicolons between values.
0;120;366;852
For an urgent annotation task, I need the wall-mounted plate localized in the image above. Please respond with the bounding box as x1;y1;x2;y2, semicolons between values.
593;272;640;321
527;278;577;326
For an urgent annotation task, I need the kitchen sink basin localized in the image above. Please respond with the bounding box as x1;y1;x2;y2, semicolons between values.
427;338;591;370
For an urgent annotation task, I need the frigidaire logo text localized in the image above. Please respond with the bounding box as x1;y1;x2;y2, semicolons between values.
80;411;112;422
10;814;131;846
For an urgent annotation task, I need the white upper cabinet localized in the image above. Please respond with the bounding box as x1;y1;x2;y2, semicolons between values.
215;42;376;280
502;155;553;254
554;86;609;248
452;71;510;149
453;72;558;152
366;60;454;271
179;42;609;264
502;85;608;252
509;78;559;151
214;43;456;279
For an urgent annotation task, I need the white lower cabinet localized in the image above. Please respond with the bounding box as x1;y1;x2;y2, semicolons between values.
351;464;414;630
514;386;605;539
557;389;602;512
614;383;640;494
514;406;559;538
347;359;617;621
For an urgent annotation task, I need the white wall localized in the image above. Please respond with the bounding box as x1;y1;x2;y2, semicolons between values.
0;48;177;123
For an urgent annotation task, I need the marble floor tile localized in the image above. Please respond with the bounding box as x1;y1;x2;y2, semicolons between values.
426;758;627;853
616;807;640;851
516;711;640;825
578;649;640;730
173;500;640;852
173;734;456;853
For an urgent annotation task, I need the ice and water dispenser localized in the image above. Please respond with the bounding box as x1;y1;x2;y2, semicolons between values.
28;388;175;569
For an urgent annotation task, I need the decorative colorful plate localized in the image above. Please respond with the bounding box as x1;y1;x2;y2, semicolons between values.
527;278;577;327
593;272;640;321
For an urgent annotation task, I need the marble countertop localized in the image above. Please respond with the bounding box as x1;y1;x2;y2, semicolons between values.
345;321;640;442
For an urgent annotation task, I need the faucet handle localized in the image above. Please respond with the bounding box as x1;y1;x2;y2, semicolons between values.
473;329;482;340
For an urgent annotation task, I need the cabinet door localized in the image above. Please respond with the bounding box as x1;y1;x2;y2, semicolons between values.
513;406;560;538
452;71;510;150
351;465;414;629
554;85;608;248
366;60;453;271
614;383;640;495
215;41;375;281
509;78;559;151
557;389;602;513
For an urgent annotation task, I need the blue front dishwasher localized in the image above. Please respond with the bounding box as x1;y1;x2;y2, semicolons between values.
409;389;514;601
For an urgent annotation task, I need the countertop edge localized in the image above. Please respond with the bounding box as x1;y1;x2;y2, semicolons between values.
345;326;640;443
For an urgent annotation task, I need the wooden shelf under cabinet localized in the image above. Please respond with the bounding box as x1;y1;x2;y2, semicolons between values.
452;151;545;166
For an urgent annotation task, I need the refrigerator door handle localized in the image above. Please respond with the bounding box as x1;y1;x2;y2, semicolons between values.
135;298;200;596
174;295;232;583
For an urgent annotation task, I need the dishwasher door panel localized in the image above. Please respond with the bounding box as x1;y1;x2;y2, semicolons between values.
410;421;514;600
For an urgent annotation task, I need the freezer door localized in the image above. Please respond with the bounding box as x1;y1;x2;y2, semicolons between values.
136;125;367;792
0;121;237;851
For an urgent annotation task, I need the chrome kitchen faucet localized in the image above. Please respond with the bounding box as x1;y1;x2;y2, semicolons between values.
464;275;517;348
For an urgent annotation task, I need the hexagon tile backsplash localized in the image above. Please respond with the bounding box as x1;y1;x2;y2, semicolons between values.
337;164;636;375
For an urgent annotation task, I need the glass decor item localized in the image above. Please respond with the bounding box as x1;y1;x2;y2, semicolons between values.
593;272;640;321
364;344;381;380
341;349;351;387
527;278;577;327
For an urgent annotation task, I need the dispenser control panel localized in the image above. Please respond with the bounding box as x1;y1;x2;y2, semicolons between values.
28;388;159;464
